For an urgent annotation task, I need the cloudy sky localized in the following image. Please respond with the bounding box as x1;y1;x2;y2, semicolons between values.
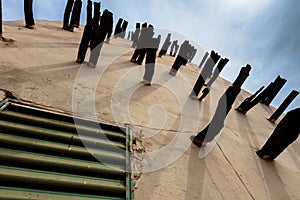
2;0;300;111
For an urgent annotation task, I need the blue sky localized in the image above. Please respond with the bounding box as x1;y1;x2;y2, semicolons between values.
2;0;300;111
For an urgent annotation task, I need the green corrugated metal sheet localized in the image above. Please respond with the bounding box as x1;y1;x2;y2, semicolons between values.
0;99;133;200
